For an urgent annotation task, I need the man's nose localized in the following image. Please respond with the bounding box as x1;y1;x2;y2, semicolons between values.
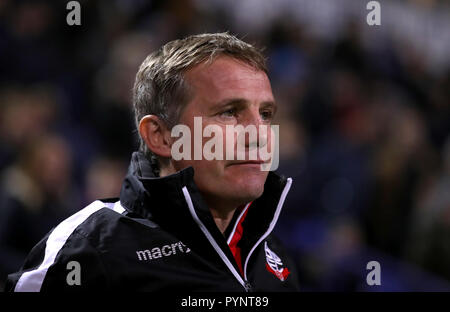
241;109;262;127
240;110;268;149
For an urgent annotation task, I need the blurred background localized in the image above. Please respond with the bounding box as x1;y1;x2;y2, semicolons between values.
0;0;449;291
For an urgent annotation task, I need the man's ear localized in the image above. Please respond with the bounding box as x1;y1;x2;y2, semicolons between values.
138;115;172;158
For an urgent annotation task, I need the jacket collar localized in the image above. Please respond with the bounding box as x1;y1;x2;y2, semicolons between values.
120;151;202;221
119;151;291;279
120;151;289;230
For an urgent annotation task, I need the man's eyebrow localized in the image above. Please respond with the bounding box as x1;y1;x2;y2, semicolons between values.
212;98;278;110
260;100;277;110
260;100;278;116
213;98;248;109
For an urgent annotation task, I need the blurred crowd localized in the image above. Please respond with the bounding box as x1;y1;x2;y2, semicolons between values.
0;0;449;291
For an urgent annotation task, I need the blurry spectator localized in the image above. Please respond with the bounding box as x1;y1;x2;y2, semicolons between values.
84;156;127;204
90;32;153;159
365;100;439;257
406;136;450;280
0;84;57;169
0;133;79;290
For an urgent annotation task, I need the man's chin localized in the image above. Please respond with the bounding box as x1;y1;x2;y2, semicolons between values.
230;184;265;205
230;172;267;201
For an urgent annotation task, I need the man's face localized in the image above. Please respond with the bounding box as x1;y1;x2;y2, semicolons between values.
172;56;276;208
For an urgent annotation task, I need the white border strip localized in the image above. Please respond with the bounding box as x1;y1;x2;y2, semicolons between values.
14;200;106;292
181;187;246;289
243;177;292;281
113;200;126;214
101;200;125;214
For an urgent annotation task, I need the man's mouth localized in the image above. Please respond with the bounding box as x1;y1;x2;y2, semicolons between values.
227;160;267;167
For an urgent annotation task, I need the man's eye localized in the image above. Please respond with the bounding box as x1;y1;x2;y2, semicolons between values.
261;110;273;121
221;108;236;117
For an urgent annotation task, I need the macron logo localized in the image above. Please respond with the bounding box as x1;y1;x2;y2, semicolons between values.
136;241;191;261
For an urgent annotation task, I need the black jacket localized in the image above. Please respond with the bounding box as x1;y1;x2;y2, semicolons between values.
6;152;300;292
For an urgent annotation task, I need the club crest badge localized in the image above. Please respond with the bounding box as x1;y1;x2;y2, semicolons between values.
264;242;290;281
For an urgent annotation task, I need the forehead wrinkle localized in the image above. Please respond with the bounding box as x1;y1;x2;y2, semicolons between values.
183;57;274;113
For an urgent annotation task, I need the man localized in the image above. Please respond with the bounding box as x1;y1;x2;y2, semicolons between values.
6;33;300;291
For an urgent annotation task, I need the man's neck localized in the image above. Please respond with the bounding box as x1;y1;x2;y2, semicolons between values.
205;196;249;235
209;206;237;234
159;164;242;234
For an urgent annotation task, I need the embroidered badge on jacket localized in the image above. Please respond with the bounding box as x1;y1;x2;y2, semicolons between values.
264;242;290;281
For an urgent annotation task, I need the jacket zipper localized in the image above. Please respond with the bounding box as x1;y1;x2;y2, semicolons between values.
182;178;292;292
244;281;253;292
242;178;292;282
182;187;248;291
